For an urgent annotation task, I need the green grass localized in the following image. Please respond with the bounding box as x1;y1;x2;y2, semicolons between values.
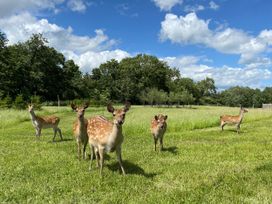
1;106;272;203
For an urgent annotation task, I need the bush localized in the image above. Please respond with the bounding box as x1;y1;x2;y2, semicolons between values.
30;95;42;110
0;95;13;109
13;94;27;110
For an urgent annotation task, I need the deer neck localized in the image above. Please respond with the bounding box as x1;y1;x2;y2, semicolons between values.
239;111;244;122
78;116;86;133
107;123;123;150
29;110;37;121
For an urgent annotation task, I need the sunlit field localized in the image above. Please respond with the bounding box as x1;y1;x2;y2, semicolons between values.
1;105;272;203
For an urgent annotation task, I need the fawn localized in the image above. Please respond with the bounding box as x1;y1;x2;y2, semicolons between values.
71;103;89;160
151;114;168;151
87;102;130;176
220;107;248;133
28;104;63;141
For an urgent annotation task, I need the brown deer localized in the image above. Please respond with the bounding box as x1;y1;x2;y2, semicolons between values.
151;114;168;151
71;103;89;160
220;107;248;133
87;102;130;176
28;104;63;141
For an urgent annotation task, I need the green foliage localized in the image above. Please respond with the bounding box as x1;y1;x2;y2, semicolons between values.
1;32;272;107
0;94;12;109
13;94;27;110
219;86;265;108
30;95;42;110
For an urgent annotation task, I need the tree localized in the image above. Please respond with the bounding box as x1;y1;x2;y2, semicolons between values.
197;77;217;104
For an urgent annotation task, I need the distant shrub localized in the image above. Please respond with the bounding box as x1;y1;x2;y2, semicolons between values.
0;95;13;109
13;94;27;110
30;95;42;110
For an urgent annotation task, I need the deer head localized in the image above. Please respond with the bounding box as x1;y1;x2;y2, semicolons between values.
28;104;34;113
71;102;89;118
107;102;131;126
154;114;168;129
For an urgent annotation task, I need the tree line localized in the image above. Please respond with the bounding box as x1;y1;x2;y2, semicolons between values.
0;32;272;108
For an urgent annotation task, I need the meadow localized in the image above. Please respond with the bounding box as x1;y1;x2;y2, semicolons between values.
1;105;272;203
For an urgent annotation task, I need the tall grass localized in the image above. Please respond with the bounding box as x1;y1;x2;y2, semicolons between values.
1;106;272;203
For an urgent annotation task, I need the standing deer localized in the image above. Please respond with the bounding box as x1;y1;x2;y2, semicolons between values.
28;104;63;141
87;102;130;176
220;107;248;133
151;114;168;151
71;103;89;160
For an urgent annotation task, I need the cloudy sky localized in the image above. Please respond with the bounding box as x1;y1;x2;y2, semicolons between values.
0;0;272;89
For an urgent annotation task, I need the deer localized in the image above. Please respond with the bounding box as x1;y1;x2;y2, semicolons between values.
71;103;90;160
28;104;63;141
87;102;130;176
220;107;248;134
151;114;168;151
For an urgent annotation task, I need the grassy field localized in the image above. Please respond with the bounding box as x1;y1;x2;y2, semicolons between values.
1;105;272;203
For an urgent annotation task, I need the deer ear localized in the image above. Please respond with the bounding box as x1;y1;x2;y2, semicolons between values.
124;102;131;112
71;103;77;111
83;102;89;109
107;103;115;113
154;115;158;120
164;115;168;120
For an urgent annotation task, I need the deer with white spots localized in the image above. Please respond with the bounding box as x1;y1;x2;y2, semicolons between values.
28;104;63;141
87;102;130;176
151;114;168;151
71;103;89;160
220;107;248;134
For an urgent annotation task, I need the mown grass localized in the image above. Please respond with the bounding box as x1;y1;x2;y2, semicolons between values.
1;106;272;203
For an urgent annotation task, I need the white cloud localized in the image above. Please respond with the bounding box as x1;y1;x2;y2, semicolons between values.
0;0;90;17
161;56;272;89
0;12;130;72
64;49;131;73
0;0;64;17
184;4;205;13
67;0;87;12
160;12;272;66
152;0;182;11
209;1;219;10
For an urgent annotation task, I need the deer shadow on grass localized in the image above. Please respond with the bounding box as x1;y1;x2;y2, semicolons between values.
107;160;158;178
255;163;272;172
161;146;178;155
48;138;73;143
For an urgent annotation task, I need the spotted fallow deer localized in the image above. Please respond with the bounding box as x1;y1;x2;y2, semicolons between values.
28;104;63;141
87;102;130;176
71;103;89;160
220;107;248;133
151;114;168;151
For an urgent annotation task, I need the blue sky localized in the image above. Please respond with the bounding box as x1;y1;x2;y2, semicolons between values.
0;0;272;89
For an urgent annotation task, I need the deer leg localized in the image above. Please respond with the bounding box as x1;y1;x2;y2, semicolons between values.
154;137;158;151
116;146;126;175
89;144;95;171
98;148;104;177
159;137;164;151
237;124;240;134
78;141;82;160
35;128;39;138
57;128;63;140
221;122;226;131
83;141;88;160
36;128;41;140
53;128;57;142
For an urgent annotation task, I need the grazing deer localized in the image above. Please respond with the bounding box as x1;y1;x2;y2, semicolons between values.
71;103;89;160
220;107;248;133
28;104;63;141
87;102;130;176
151;114;168;151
